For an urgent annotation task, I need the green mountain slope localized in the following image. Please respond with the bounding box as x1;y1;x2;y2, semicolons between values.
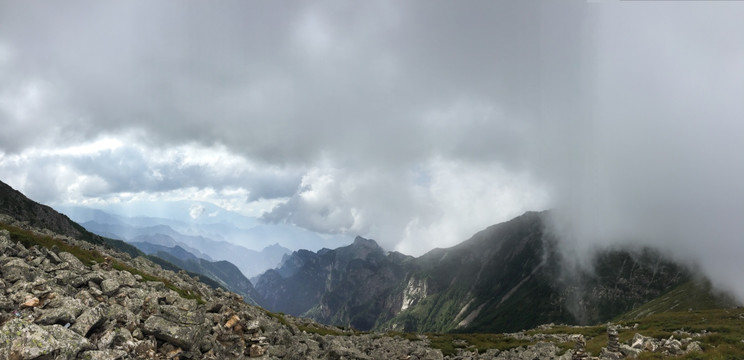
615;279;739;321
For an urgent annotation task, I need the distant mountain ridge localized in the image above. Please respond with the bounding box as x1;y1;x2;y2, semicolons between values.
0;180;260;303
131;241;262;305
254;211;695;333
77;216;291;278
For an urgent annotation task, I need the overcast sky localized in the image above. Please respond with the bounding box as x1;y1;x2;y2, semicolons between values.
2;1;744;298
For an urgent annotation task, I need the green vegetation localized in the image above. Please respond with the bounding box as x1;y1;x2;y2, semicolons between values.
263;310;291;328
617;308;744;358
1;223;205;304
420;307;744;358
427;333;532;356
615;280;738;322
296;323;346;336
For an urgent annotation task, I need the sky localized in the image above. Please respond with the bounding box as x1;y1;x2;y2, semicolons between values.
2;1;744;298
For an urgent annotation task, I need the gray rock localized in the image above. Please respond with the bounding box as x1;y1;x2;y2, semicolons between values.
143;314;203;350
58;251;85;270
116;270;138;287
34;301;85;325
101;278;121;296
619;344;641;358
0;319;92;359
80;349;128;360
70;303;107;336
686;341;703;353
1;258;34;283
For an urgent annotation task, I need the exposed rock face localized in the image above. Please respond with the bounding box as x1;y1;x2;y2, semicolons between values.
255;236;414;330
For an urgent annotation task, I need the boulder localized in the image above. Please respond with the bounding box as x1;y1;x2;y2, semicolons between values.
0;319;92;359
1;258;34;283
619;344;641;358
686;341;703;353
35;301;85;325
70;304;107;336
58;252;85;270
143;315;203;350
101;278;121;296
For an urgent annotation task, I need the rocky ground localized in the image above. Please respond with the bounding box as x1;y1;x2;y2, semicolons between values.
0;216;708;359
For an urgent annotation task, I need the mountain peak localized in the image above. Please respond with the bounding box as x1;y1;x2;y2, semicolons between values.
352;236;380;249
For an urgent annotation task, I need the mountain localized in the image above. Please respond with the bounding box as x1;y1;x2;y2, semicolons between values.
255;237;413;330
79;217;290;277
0;180;448;359
131;242;262;305
56;203;351;252
254;211;692;333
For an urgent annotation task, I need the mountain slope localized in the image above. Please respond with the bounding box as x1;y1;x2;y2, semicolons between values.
255;211;692;333
0;180;263;305
255;237;414;330
128;240;261;304
81;219;289;277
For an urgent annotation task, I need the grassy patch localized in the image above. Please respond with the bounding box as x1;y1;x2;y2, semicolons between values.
427;333;532;356
1;223;205;304
263;310;291;328
296;323;346;336
385;331;422;341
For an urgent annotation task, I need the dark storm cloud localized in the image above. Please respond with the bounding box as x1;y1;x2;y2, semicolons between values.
0;0;541;168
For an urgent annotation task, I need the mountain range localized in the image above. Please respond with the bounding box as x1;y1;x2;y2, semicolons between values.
2;179;737;338
253;211;711;333
0;180;266;304
56;206;294;277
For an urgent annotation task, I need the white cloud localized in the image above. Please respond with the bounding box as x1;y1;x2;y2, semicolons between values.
189;204;205;219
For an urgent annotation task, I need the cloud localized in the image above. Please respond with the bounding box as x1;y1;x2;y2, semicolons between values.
189;204;205;219
0;135;300;208
262;160;549;253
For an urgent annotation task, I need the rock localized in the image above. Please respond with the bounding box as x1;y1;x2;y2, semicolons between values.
599;347;623;360
80;349;128;360
249;343;266;357
686;341;703;353
643;338;659;352
58;251;85;270
630;333;646;349
245;319;261;334
143;314;203;350
21;296;40;308
1;258;34;283
101;278;121;296
35;301;85;325
0;319;92;359
134;338;157;358
70;303;107;336
606;325;620;353
571;334;587;360
225;314;240;328
619;344;641;358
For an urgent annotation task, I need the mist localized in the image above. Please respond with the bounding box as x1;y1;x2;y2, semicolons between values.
541;2;744;302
